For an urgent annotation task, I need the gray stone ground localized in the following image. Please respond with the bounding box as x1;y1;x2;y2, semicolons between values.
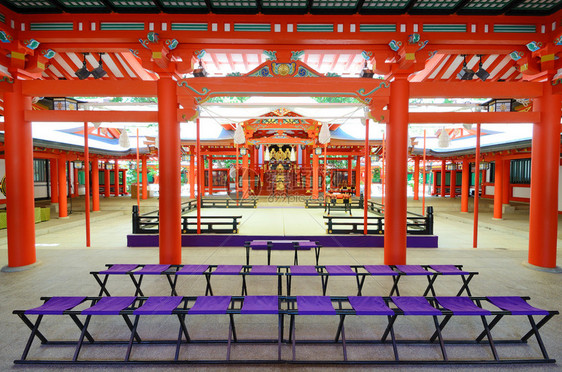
0;196;560;371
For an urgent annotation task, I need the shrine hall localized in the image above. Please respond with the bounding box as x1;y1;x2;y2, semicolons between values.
0;0;561;368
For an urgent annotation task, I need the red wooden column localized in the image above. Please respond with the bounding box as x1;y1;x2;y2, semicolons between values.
92;158;100;212
141;155;148;199
413;156;420;200
461;159;469;212
72;167;79;197
312;150;319;199
440;160;446;197
104;164;110;198
242;152;249;198
58;155;68;218
384;77;408;265
4;81;36;268
113;160;119;197
529;83;560;268
450;165;457;198
355;156;361;197
158;75;181;264
502;159;510;205
493;157;503;220
189;151;195;199
347;156;353;186
208;155;213;195
50;159;58;204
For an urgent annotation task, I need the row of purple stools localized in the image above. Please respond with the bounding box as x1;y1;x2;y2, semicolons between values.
12;241;559;365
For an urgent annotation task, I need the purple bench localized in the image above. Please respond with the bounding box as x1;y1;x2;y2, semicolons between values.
245;240;322;265
13;295;282;364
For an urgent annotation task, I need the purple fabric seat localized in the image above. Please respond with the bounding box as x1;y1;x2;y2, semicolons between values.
82;297;136;315
133;297;183;315
349;296;394;315
189;296;231;314
25;297;87;315
297;296;336;315
296;242;316;250
249;265;278;275
99;264;139;275
395;265;432;275
290;266;319;276
240;296;279;314
430;265;470;275
270;241;295;250
212;265;243;275
364;265;398;276
436;297;491;315
487;297;549;316
325;265;355;276
250;241;269;250
133;264;171;275
391;296;442;316
176;265;209;275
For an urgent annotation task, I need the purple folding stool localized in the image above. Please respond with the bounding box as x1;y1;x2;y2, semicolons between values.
246;265;283;296
394;265;439;297
363;265;401;296
391;296;447;360
321;265;359;296
429;265;477;296
127;264;171;297
15;297;88;361
169;265;209;296
206;265;243;296
73;297;137;362
289;296;345;361
286;266;319;296
92;264;140;296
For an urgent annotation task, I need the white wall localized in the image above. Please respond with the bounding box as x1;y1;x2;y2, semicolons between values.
559;165;562;212
0;159;5;201
513;186;531;199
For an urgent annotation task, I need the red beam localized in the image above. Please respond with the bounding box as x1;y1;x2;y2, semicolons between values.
408;111;539;124
410;81;542;98
25;110;158;122
21;79;157;97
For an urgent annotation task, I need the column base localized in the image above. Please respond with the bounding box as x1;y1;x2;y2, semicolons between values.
492;217;503;221
58;216;70;219
522;261;562;273
2;260;42;272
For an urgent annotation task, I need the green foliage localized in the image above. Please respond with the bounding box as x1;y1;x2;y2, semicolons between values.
109;97;157;103
311;97;360;104
206;96;251;103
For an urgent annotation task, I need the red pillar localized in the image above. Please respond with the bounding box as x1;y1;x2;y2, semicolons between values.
347;156;353;186
72;167;79;197
461;159;469;213
121;170;127;195
493;157;503;220
413;156;420;200
355;156;361;197
4;82;36;268
312;151;319;199
92;158;100;211
158;75;181;264
142;155;148;199
58;156;68;218
440;160;446;197
384;77;408;265
502;159;510;205
189;152;195;199
242;152;249;198
529;83;560;268
50;159;58;203
450;166;457;198
113;160;119;197
208;155;213;195
104;165;110;198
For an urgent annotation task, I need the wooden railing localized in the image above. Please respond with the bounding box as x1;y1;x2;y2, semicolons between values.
323;206;434;235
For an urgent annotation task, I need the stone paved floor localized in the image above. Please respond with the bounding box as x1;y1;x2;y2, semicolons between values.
0;196;560;371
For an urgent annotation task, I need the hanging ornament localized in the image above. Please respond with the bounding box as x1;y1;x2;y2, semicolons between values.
318;122;331;145
93;122;101;129
119;129;130;148
290;146;296;161
233;124;246;145
437;129;450;148
264;147;270;161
